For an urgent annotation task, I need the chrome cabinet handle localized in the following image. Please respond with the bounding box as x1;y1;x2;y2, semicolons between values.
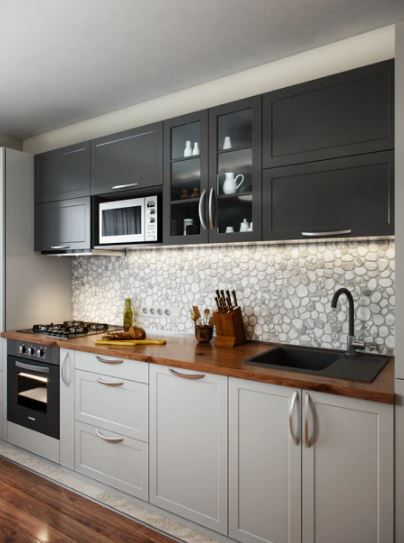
95;430;124;443
96;355;124;365
198;188;207;231
112;182;139;190
96;377;124;387
304;393;315;448
61;351;70;386
208;188;215;230
51;245;70;250
169;368;205;380
288;391;300;446
301;229;352;237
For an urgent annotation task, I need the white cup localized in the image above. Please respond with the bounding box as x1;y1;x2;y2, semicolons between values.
225;226;234;233
223;136;232;150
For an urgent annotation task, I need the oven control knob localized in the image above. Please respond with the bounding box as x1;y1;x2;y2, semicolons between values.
27;347;35;356
36;348;44;357
18;344;26;354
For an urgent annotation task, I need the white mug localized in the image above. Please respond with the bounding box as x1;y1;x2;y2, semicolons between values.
225;226;234;233
222;172;245;195
223;136;232;150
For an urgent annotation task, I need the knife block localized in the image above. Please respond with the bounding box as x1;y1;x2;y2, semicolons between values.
212;307;247;347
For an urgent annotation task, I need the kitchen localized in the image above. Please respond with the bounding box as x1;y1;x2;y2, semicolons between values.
0;2;404;542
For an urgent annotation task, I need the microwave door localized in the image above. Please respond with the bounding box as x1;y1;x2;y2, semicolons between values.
99;198;145;244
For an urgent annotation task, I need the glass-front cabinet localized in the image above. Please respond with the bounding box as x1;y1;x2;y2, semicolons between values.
163;111;209;244
208;96;262;242
163;97;261;245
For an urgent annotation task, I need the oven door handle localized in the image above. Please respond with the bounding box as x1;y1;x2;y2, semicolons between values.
15;361;49;374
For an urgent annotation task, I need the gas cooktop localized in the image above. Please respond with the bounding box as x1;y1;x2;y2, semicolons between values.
18;321;112;340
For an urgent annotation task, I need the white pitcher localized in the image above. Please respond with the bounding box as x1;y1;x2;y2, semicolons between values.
222;172;245;194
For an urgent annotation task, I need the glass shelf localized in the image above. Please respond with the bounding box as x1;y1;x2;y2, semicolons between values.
171;154;200;164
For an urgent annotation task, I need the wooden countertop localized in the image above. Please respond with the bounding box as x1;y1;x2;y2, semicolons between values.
1;330;395;404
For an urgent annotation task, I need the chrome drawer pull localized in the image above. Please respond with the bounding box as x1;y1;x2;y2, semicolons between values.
112;182;139;190
95;430;124;443
96;377;124;387
301;229;352;237
50;245;70;250
288;391;300;446
96;355;124;365
169;368;205;380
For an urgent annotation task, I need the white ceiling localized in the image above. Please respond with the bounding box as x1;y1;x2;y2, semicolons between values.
1;0;404;139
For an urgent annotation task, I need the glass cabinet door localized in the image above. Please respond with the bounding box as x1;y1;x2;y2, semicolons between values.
163;111;209;244
208;96;261;242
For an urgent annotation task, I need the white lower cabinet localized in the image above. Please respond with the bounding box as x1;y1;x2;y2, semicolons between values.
149;364;228;534
229;378;394;543
302;390;394;543
229;379;301;543
75;369;148;441
75;421;148;500
60;349;75;468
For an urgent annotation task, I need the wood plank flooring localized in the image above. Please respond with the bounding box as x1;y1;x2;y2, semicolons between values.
0;457;177;543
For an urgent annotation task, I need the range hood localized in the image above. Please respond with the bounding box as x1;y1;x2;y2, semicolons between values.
43;248;126;257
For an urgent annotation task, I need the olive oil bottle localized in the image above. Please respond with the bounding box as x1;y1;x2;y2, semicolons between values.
123;298;133;331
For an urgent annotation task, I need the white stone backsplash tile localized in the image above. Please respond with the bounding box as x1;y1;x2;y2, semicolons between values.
72;240;395;354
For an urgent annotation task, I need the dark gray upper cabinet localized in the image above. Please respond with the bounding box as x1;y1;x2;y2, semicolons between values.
263;60;394;168
35;142;90;203
208;96;262;243
91;123;163;195
35;197;91;252
262;151;394;241
163;110;209;245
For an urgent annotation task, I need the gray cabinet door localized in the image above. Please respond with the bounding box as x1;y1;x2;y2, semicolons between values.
35;142;90;203
262;151;394;241
263;60;394;168
35;197;91;251
229;378;301;543
302;391;394;543
91;123;163;195
149;365;228;534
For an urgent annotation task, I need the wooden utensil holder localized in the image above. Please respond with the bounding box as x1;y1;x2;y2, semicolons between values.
213;307;247;347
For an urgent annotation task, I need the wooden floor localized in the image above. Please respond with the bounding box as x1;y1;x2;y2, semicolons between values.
0;457;177;543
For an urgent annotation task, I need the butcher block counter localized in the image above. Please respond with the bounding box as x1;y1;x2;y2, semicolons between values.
1;330;395;404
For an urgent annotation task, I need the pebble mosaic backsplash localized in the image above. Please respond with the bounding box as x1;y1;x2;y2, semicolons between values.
72;240;395;354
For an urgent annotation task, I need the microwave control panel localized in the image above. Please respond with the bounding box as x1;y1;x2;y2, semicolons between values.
145;195;158;242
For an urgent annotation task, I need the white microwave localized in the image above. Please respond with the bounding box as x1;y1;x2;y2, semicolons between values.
98;195;158;245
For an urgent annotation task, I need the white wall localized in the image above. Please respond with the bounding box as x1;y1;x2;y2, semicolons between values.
23;25;394;155
0;135;21;151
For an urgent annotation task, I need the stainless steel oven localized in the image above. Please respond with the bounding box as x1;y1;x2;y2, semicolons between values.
7;341;60;439
98;195;159;245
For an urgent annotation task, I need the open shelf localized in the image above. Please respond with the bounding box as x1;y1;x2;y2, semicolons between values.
171;197;200;205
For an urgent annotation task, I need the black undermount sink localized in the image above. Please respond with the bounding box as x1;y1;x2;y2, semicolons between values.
246;345;389;383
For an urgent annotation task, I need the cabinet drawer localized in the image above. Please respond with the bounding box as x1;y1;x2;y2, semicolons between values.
75;351;148;383
75;370;148;441
75;421;148;500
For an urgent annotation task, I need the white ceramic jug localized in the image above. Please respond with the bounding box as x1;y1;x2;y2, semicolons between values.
222;172;245;194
